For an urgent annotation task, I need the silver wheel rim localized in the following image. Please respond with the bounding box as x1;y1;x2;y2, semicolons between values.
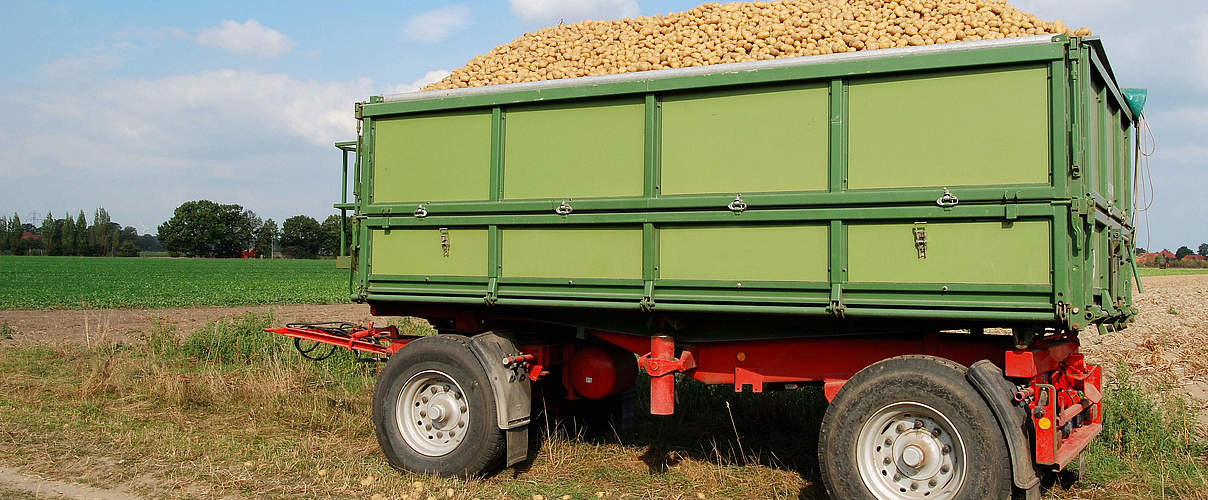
395;370;469;457
856;401;966;499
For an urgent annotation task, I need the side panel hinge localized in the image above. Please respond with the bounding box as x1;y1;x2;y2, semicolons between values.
485;277;498;305
639;280;655;311
827;284;845;317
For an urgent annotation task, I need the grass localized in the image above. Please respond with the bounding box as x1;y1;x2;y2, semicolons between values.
1061;366;1208;498
0;256;349;310
0;319;1204;498
1138;267;1208;277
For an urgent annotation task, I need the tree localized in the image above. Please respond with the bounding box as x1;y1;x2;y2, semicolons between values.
61;214;76;255
280;215;323;259
1199;243;1208;258
320;214;353;257
253;219;279;258
8;213;22;253
157;200;258;258
40;212;57;255
1176;246;1194;259
134;234;162;252
116;241;139;257
1135;247;1148;254
75;211;91;256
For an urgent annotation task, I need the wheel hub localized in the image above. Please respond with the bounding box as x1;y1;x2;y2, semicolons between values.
856;402;965;499
395;371;470;457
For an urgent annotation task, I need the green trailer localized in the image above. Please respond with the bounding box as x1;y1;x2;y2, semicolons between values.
281;34;1144;499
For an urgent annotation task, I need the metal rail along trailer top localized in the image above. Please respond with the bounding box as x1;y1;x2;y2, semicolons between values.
268;34;1147;499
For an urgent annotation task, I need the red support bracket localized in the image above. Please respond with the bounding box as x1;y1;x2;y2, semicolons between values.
639;336;696;416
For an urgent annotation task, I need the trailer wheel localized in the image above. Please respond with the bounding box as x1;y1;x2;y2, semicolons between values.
819;355;1010;500
372;335;505;478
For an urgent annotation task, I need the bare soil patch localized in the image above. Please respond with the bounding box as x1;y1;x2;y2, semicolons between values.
1081;274;1208;426
0;466;140;500
0;304;384;346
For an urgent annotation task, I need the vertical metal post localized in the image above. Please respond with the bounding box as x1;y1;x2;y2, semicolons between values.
340;149;348;258
649;335;675;415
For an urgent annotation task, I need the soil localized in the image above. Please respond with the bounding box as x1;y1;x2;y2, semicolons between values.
0;303;386;346
1080;274;1208;426
1;274;1205;412
0;466;140;500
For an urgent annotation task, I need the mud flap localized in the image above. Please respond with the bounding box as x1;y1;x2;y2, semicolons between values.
967;360;1040;490
468;332;531;467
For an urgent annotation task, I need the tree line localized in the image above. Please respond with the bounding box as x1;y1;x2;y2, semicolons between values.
1;209;161;257
157;200;350;259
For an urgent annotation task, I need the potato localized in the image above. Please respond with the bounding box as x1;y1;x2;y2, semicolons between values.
422;0;1082;91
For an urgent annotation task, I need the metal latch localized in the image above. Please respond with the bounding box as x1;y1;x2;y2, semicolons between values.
555;200;573;215
439;228;450;257
727;194;747;214
413;204;428;218
913;222;927;259
936;187;959;208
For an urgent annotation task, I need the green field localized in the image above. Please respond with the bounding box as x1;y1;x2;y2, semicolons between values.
0;256;349;309
1138;267;1208;277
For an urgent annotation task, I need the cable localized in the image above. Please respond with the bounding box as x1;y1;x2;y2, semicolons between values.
1131;114;1156;250
287;321;356;361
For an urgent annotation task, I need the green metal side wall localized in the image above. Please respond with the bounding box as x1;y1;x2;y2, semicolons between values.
503;98;645;200
660;85;829;195
848;221;1050;285
847;67;1050;189
351;36;1139;333
373;111;492;203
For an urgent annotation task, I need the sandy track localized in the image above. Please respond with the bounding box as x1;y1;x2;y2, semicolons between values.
0;466;140;500
0;303;378;346
2;275;1204;403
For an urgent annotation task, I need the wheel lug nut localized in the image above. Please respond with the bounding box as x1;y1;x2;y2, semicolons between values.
421;396;429;403
942;444;951;454
941;465;950;474
458;421;466;428
459;405;467;412
419;410;427;418
929;478;938;487
910;482;918;491
893;473;902;481
896;423;906;432
430;386;439;394
914;420;925;429
884;438;892;446
425;423;432;430
883;457;891;465
932;428;941;437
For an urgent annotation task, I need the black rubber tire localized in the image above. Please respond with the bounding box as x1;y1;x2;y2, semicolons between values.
372;335;506;478
818;355;1011;500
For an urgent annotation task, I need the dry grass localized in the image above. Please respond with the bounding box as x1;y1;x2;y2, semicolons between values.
0;313;813;499
2;286;1207;499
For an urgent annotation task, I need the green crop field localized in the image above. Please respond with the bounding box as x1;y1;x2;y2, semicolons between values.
1137;267;1208;277
0;256;349;310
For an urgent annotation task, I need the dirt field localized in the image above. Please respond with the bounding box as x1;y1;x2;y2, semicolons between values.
0;274;1205;499
1080;274;1208;427
0;303;380;347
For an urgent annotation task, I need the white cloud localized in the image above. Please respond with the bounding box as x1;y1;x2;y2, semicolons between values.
509;0;639;24
402;5;472;42
392;70;451;94
37;51;124;78
196;19;295;58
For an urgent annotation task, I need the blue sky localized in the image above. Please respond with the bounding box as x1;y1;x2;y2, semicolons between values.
0;0;1204;251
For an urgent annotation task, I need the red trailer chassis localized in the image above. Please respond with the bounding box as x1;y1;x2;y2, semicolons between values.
267;325;1101;472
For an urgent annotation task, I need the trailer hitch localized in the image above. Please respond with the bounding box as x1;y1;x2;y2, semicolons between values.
264;322;421;359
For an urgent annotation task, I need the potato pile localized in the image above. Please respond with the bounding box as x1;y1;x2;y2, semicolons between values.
423;0;1087;91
